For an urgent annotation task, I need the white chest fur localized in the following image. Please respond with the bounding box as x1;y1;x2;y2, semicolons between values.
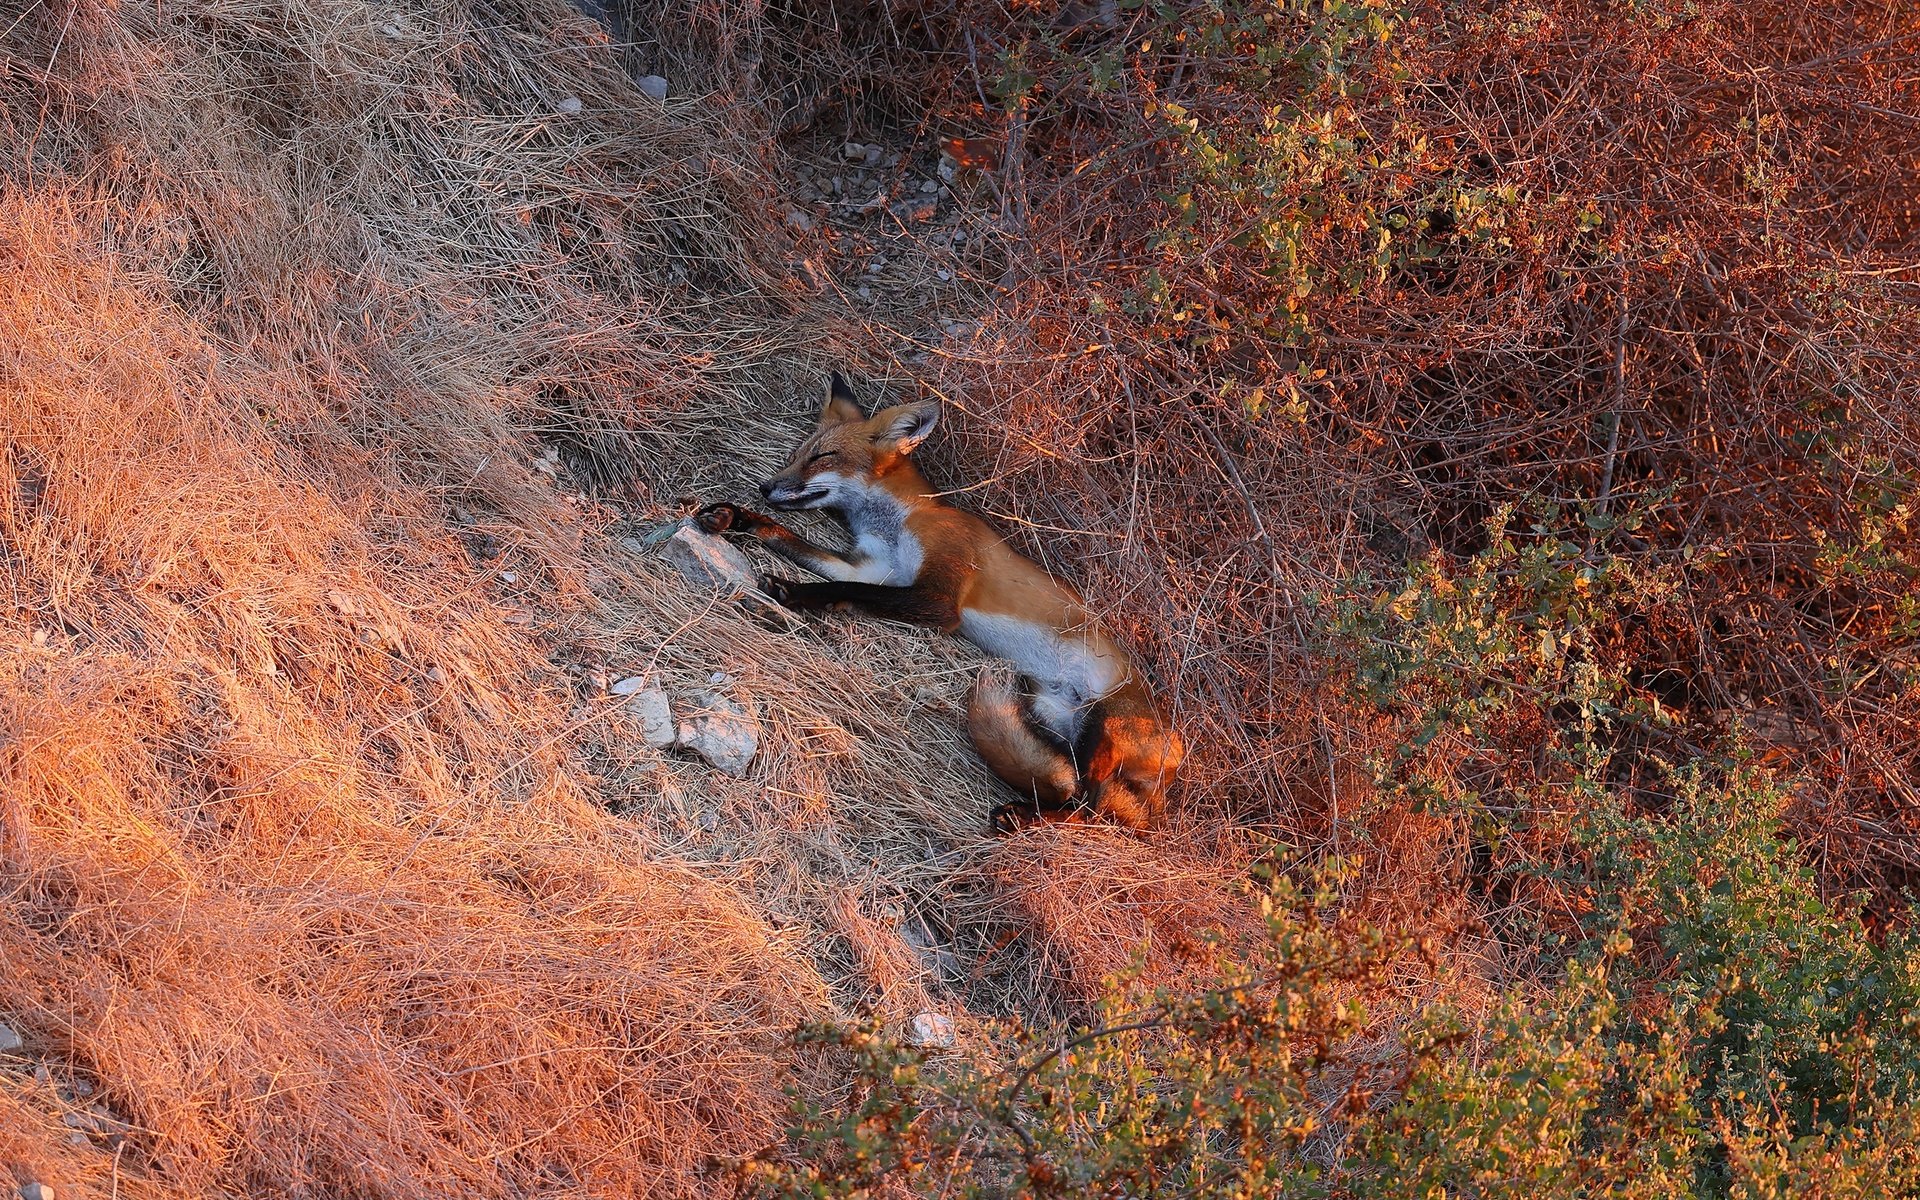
830;482;924;585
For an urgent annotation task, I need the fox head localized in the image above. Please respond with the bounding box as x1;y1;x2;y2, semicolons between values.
759;372;940;511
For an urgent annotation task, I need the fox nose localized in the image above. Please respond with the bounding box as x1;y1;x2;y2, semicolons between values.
757;479;776;500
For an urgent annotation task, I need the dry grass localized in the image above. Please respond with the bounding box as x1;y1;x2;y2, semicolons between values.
0;0;1290;1195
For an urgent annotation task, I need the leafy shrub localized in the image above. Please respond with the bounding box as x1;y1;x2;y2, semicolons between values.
751;770;1920;1198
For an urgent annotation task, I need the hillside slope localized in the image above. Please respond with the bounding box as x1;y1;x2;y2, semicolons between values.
0;1;1286;1196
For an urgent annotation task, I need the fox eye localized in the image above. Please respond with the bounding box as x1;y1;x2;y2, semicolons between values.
806;450;837;465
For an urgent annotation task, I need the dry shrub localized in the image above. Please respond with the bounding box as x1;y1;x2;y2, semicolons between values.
746;0;1920;904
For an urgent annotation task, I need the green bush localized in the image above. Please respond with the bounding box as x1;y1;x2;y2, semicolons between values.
749;771;1920;1198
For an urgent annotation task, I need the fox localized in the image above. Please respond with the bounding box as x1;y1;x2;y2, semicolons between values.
695;372;1184;832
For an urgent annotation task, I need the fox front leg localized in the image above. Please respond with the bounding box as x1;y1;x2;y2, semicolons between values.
693;502;867;580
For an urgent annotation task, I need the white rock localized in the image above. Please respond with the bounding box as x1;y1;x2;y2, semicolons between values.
609;675;650;697
659;526;754;591
908;1012;957;1049
0;1022;20;1053
629;687;677;749
555;95;582;115
21;1183;56;1200
499;571;517;584
636;75;669;101
675;691;758;777
709;671;729;684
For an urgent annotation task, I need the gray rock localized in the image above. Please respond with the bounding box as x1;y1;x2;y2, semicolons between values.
554;95;582;115
841;141;866;161
0;1021;20;1053
636;75;669;101
629;687;677;749
863;144;884;166
908;1012;957;1049
21;1183;56;1200
609;675;649;697
659;526;754;591
676;691;759;777
920;178;940;194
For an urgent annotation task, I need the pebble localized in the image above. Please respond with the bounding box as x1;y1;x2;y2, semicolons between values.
784;208;813;232
629;687;677;749
609;675;651;697
21;1184;56;1200
709;671;729;685
856;285;872;301
554;96;582;115
867;261;884;275
863;144;883;166
425;665;447;685
676;691;759;777
920;179;940;193
936;269;951;281
659;526;755;591
0;1021;20;1053
636;75;669;101
841;141;866;161
499;571;517;584
380;21;401;37
908;1012;957;1049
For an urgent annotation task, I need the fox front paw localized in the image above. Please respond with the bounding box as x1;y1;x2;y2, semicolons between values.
758;574;796;606
989;802;1034;836
693;502;747;534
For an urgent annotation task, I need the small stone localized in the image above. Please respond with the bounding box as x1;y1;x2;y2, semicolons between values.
631;689;677;749
675;691;759;777
61;1112;89;1130
619;536;647;554
499;571;517;584
66;1132;89;1145
867;261;884;275
920;179;940;194
709;671;729;685
425;665;447;685
908;1012;957;1049
698;808;720;832
609;675;650;697
784;208;813;232
863;144;883;166
69;1079;93;1097
884;151;901;167
841;141;866;161
936;269;951;281
659;526;755;591
554;95;582;115
856;285;872;301
0;1021;21;1053
21;1183;56;1200
636;75;669;101
380;21;401;37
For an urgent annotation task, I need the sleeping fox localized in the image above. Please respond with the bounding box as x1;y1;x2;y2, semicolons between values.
696;372;1183;831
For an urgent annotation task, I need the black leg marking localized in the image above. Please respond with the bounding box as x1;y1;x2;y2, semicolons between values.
763;579;958;629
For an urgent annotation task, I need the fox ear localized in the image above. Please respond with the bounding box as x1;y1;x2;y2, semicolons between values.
872;400;940;454
820;371;864;426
